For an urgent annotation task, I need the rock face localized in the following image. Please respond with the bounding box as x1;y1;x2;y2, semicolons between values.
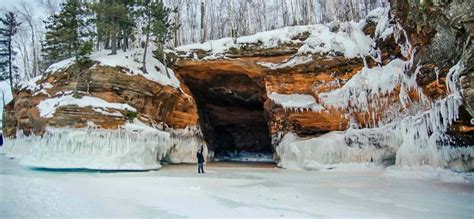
3;63;199;138
168;1;473;165
390;0;473;139
170;32;403;153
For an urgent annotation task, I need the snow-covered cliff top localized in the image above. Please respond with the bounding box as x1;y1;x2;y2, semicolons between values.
175;7;390;60
23;47;181;91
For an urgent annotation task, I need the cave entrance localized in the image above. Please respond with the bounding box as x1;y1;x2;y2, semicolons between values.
183;74;273;162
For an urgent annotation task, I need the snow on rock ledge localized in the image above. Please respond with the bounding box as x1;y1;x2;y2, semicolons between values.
44;48;180;89
174;7;385;60
268;92;324;112
38;94;136;118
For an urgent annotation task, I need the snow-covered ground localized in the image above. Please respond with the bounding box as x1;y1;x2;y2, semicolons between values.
1;156;473;218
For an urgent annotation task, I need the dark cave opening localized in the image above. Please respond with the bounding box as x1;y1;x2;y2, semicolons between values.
182;74;273;161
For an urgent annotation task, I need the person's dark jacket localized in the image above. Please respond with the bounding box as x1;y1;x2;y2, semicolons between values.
196;150;204;163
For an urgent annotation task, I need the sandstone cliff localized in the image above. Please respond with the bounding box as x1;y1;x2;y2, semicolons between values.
169;1;473;170
2;2;473;171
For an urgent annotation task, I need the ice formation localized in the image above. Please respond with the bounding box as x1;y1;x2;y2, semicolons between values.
267;92;324;112
1;120;205;170
163;126;208;164
276;59;472;171
1;131;39;159
275;7;473;172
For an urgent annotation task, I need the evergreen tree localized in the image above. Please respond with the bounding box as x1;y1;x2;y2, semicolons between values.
139;0;172;74
92;0;134;55
42;0;93;67
0;12;21;91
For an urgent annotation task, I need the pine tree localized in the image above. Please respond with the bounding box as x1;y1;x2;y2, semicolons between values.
0;12;21;91
92;0;133;55
139;0;172;74
42;0;93;67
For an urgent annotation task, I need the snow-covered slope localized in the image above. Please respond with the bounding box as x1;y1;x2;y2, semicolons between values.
45;47;180;88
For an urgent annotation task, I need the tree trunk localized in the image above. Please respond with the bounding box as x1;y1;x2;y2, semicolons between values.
200;0;206;43
142;14;151;74
142;32;150;74
159;43;170;78
110;30;117;55
122;30;127;52
8;36;13;91
31;29;37;77
174;6;180;47
282;0;288;27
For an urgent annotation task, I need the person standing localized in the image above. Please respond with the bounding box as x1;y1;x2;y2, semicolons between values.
196;145;205;173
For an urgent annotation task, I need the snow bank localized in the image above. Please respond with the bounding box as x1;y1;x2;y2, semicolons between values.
17;75;44;92
45;58;76;73
37;93;136;118
268;92;324;112
298;21;374;58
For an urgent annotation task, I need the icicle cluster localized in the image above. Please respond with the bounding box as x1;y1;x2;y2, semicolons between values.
275;8;473;171
1;123;205;170
276;61;473;171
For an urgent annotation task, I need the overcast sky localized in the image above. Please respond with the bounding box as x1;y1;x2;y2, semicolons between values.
1;0;32;11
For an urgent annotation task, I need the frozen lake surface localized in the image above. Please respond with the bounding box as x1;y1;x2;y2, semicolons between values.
1;156;473;218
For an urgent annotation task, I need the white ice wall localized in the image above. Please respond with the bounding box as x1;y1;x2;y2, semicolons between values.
1;123;205;170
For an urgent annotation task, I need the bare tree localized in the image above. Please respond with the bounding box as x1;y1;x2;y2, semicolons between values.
14;27;31;80
16;2;39;77
40;0;61;15
168;0;184;47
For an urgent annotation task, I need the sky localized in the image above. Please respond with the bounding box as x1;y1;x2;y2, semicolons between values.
1;0;40;11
